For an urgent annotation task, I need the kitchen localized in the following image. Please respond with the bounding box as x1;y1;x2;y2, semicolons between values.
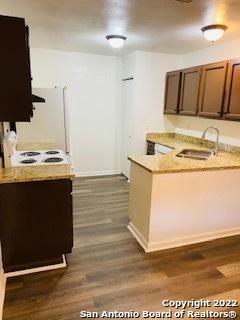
1;0;240;319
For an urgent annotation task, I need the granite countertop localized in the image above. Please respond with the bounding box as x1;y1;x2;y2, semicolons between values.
0;165;75;184
128;133;240;174
0;143;75;184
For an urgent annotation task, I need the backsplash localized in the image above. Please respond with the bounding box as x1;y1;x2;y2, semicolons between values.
166;115;240;147
147;132;240;154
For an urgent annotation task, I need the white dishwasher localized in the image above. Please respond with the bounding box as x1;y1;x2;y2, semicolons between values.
154;143;174;155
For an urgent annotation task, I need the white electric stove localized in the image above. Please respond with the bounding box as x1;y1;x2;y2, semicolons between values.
3;131;71;167
11;149;71;166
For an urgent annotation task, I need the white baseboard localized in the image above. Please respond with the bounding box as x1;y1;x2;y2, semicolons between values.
75;170;122;177
128;222;240;253
0;272;6;320
5;255;66;278
127;222;149;252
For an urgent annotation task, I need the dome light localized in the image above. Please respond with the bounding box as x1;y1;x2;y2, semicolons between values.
201;24;228;42
106;35;127;49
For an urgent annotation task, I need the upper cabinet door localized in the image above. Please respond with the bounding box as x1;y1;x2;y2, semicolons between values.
198;61;228;118
0;15;32;122
223;58;240;120
164;71;181;114
179;67;201;116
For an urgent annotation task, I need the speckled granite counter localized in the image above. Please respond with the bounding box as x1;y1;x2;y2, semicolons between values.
0;165;75;184
128;133;240;174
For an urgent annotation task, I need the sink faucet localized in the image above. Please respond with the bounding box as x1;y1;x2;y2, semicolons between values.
201;127;220;156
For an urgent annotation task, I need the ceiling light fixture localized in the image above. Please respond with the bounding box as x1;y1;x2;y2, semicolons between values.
201;24;228;42
106;35;127;49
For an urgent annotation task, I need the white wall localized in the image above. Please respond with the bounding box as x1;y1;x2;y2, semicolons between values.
17;88;68;151
121;51;182;176
181;38;240;68
170;38;240;146
30;48;122;176
133;51;182;154
121;51;182;155
122;52;137;80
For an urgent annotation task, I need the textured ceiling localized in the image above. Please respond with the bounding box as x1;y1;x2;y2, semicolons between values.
0;0;240;55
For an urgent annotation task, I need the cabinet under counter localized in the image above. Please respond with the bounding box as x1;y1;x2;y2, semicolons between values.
0;178;73;272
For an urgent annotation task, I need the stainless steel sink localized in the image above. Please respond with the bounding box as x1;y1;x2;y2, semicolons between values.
176;149;212;160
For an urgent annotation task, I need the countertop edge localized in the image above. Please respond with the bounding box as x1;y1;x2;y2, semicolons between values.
0;174;75;184
0;163;75;184
128;157;240;174
128;156;240;174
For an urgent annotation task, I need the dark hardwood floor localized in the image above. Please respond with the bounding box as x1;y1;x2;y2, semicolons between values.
3;175;240;319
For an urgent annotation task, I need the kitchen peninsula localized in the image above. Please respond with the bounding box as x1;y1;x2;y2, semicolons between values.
128;133;240;252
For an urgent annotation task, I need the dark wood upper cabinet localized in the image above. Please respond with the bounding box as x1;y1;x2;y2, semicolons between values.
198;61;228;118
164;71;181;114
179;67;201;116
223;58;240;120
0;15;32;122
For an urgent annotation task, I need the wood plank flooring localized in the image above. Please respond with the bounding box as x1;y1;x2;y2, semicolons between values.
3;175;240;319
